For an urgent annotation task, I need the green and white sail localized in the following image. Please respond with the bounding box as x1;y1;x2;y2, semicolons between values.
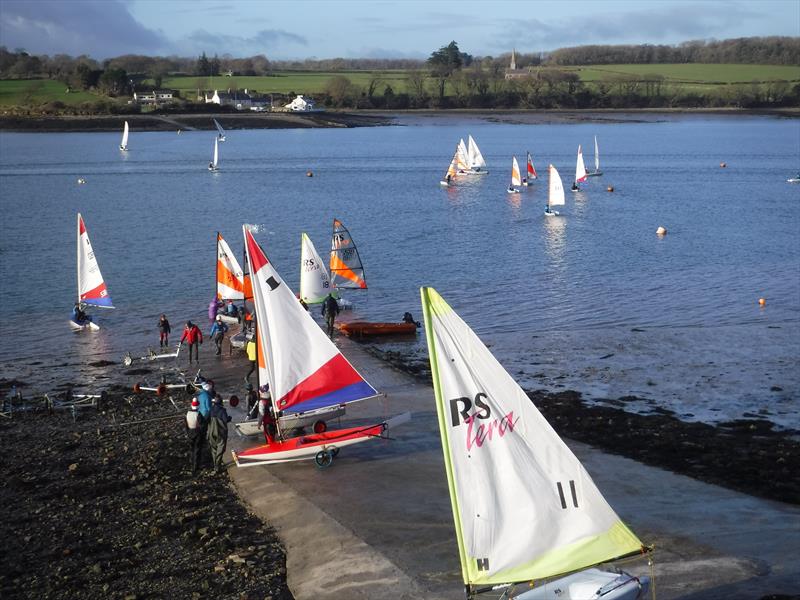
420;287;643;589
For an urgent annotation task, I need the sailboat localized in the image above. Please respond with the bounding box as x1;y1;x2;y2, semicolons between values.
300;233;333;305
208;137;219;171
572;144;588;191
545;164;566;216
420;287;650;600
440;147;459;187
467;135;489;174
507;155;522;194
232;226;407;468
330;219;367;290
71;213;114;331
119;121;129;151
523;151;537;186
587;135;603;177
457;138;471;174
215;232;251;324
213;119;226;142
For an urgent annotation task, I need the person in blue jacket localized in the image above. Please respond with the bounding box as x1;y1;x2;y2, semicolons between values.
209;315;228;355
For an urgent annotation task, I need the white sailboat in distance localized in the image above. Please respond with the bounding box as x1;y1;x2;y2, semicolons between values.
420;287;650;600
119;120;129;151
214;119;226;142
572;144;588;191
545;164;565;216
208;137;219;171
587;135;603;177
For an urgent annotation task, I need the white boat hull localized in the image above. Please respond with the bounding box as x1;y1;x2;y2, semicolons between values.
788;178;800;183
235;406;346;437
440;180;451;187
514;568;649;600
69;318;99;331
217;313;239;325
507;188;520;194
544;209;560;216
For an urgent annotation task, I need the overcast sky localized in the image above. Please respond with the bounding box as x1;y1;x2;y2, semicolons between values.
1;0;798;60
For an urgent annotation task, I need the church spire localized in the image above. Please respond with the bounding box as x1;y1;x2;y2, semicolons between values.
510;48;516;70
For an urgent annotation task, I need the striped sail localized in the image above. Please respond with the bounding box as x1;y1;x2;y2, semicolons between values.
299;233;332;304
511;155;522;187
330;219;367;290
548;165;565;207
77;213;113;308
216;233;246;300
244;226;377;416
575;145;588;183
527;151;538;179
420;287;643;588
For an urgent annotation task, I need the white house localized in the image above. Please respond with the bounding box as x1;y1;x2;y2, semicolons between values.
133;89;176;105
284;95;321;112
205;89;270;110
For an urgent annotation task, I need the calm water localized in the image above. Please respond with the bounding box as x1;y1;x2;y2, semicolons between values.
1;114;798;428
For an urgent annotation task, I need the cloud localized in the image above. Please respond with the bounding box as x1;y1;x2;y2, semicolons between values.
179;28;307;56
494;3;763;52
0;0;170;58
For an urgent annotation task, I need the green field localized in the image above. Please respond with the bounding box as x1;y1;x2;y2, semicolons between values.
2;64;798;107
0;79;101;106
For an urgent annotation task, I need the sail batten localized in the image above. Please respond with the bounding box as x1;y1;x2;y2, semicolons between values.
329;218;367;290
421;287;643;587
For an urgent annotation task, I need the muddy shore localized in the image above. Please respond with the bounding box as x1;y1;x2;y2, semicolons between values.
0;383;293;600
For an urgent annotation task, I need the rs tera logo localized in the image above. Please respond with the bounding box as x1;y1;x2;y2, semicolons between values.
449;393;519;451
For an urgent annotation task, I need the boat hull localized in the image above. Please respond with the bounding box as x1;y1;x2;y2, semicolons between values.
337;321;418;338
513;568;649;600
788;178;800;183
587;171;603;177
233;421;387;465
217;313;240;325
69;318;99;331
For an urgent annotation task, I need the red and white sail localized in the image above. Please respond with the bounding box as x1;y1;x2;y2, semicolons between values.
244;226;378;417
575;144;588;183
216;233;247;300
526;151;537;180
77;213;113;308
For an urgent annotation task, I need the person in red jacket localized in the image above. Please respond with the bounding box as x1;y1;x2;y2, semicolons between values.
180;321;203;364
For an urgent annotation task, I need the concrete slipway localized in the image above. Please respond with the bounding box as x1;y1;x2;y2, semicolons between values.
218;340;799;600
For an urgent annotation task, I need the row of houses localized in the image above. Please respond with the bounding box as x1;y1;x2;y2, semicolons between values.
131;88;320;112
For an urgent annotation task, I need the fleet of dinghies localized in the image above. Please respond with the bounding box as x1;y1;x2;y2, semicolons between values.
420;287;650;600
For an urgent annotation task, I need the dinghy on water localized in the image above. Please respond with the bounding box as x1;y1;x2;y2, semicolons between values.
213;118;226;142
467;134;489;174
232;226;408;468
440;146;459;186
208;137;219;171
71;213;114;331
523;151;537;185
587;135;603;177
572;144;588;191
507;155;521;193
119;121;129;151
545;164;565;216
420;287;650;600
457;138;471;174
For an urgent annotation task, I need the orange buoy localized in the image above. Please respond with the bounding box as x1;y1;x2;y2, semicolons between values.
306;170;314;177
656;226;667;236
759;298;766;307
607;185;614;192
720;162;727;168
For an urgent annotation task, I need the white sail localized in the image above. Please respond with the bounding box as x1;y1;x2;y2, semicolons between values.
467;135;487;169
119;121;129;151
210;137;219;170
420;287;644;588
594;135;600;173
77;213;113;308
511;155;522;187
575;145;588;183
457;139;470;172
300;232;332;304
214;119;226;141
548;164;566;207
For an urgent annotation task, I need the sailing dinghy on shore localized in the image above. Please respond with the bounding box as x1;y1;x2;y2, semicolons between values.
330;218;367;291
232;226;408;468
72;213;113;331
420;287;650;600
216;232;251;324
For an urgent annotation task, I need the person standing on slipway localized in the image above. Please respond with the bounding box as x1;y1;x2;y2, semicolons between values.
185;398;205;474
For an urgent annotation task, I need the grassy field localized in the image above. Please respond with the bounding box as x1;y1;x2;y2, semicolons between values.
0;79;101;106
2;64;798;107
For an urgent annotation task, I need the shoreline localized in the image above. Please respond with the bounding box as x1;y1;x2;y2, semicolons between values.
0;107;797;132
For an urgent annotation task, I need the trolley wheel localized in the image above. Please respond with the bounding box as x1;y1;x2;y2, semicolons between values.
331;447;340;458
314;450;334;469
133;383;141;393
156;384;167;396
229;395;239;408
312;420;327;434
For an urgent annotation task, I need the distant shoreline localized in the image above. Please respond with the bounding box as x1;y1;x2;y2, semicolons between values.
1;107;797;132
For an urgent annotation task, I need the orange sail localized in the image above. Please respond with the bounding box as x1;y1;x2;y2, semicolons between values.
330;219;367;290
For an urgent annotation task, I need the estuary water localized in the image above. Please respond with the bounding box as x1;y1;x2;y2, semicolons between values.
0;113;798;429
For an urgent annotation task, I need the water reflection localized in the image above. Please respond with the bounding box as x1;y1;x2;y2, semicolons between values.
543;214;567;264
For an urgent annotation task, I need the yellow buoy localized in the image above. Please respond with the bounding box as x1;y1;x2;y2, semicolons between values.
759;298;766;307
306;170;314;177
656;226;667;236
